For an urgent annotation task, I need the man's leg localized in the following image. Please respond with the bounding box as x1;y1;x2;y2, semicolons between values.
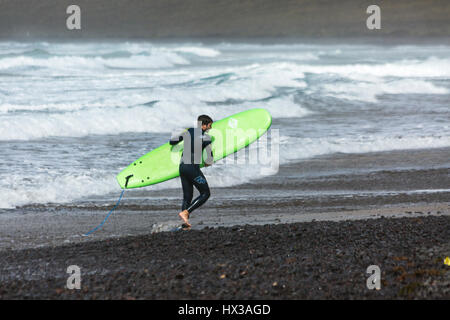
185;171;210;214
179;165;193;227
180;172;193;211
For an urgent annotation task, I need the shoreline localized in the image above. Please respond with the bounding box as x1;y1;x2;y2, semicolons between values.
0;146;449;251
0;202;448;252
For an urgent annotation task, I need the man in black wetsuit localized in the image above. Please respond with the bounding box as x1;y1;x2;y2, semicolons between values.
170;115;214;229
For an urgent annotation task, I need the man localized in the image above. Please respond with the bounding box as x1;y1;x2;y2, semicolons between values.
170;115;214;229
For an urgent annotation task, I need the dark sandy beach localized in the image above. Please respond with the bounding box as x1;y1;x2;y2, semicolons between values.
0;215;448;299
0;147;449;299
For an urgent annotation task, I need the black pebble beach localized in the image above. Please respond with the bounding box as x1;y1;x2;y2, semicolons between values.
1;215;448;299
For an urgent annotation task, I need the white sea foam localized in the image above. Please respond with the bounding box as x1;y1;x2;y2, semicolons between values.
0;171;118;209
0;52;190;73
0;92;160;114
321;79;449;102
0;96;309;141
172;46;221;57
280;135;450;162
298;57;450;78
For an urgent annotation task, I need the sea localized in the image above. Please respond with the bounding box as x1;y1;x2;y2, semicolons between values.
0;41;449;211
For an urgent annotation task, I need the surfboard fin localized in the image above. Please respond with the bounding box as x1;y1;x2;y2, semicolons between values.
125;174;133;188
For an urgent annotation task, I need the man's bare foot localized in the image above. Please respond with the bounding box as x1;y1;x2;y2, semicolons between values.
179;210;191;228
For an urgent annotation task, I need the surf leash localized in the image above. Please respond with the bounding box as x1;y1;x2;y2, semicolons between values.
83;189;125;236
83;175;132;236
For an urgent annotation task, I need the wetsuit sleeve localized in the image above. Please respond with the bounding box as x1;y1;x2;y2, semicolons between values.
169;129;186;145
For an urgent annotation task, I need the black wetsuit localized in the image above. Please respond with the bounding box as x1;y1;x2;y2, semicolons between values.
170;127;213;214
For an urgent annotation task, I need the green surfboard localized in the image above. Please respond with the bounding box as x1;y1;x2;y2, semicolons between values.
116;108;272;189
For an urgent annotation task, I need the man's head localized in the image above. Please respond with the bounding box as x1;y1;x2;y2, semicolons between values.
198;115;213;131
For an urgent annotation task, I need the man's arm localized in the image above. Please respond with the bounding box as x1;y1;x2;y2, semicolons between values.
204;147;213;167
169;129;186;145
203;136;214;166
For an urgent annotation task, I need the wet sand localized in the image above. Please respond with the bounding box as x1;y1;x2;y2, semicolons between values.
0;147;449;299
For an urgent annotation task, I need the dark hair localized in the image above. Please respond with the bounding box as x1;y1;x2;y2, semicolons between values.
198;115;213;126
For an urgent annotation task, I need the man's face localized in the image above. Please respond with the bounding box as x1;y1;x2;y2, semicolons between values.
202;123;212;132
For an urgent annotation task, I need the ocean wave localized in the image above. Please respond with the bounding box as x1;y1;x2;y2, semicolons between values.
2;132;449;209
0;96;309;141
1;42;450;209
280;135;450;162
320;78;449;102
172;46;221;57
149;62;307;102
0;52;190;72
0;92;160;114
0;44;223;72
0;171;118;209
297;57;450;78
